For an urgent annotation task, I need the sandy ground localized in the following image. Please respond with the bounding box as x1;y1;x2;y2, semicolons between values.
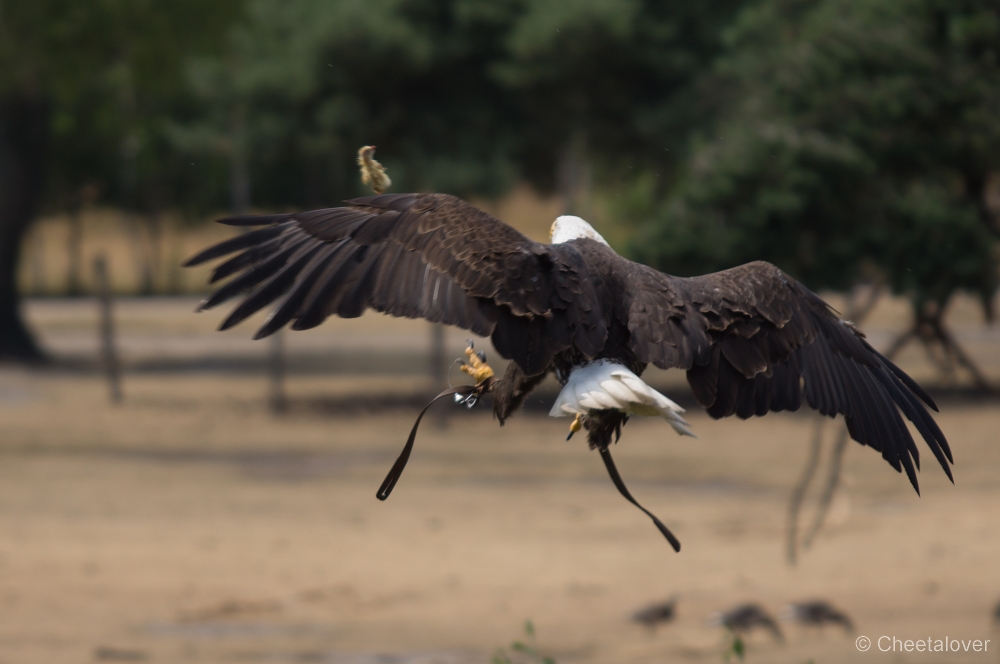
1;297;999;664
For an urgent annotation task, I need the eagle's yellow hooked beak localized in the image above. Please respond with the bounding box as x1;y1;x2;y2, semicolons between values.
460;343;495;384
566;413;583;441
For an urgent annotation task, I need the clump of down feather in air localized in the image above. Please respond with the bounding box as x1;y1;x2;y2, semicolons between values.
550;360;696;438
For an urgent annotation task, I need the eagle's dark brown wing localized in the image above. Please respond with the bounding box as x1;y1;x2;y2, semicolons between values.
623;258;952;493
185;193;607;375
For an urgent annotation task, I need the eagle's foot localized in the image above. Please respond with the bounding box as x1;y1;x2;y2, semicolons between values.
566;413;583;441
460;341;495;384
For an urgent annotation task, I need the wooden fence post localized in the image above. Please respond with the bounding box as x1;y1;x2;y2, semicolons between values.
93;254;123;404
268;330;287;413
430;323;448;427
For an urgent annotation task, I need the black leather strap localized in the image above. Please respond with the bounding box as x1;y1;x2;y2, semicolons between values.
376;384;476;501
599;446;681;552
379;381;681;553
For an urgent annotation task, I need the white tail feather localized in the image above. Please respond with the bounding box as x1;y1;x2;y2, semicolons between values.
549;360;696;438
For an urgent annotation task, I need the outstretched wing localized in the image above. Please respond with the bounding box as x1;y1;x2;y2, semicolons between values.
623;258;952;493
185;193;607;375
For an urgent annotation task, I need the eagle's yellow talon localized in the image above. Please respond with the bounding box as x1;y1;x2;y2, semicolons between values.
460;344;495;384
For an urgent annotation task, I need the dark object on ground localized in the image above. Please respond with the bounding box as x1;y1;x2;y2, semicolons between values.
719;604;784;642
993;599;1000;625
787;600;854;632
632;596;677;629
94;646;148;662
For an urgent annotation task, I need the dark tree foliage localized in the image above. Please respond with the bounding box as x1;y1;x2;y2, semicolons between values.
3;0;744;358
172;0;744;210
7;0;998;375
633;0;1000;320
0;0;242;360
171;0;529;211
497;0;745;191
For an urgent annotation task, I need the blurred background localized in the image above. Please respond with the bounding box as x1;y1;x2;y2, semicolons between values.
1;1;1000;662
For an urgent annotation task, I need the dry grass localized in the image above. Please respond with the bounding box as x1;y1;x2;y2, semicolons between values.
8;187;1000;662
0;295;999;663
1;368;998;664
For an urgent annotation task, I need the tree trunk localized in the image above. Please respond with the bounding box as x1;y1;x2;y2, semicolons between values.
785;416;824;566
884;298;992;391
66;208;83;296
0;93;48;362
785;281;884;564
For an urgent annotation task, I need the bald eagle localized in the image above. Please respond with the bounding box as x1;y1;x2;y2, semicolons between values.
186;193;952;551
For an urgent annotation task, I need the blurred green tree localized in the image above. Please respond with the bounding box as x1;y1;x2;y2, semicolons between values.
170;0;529;211
7;0;744;358
173;0;744;211
631;0;1000;386
0;0;242;360
496;0;744;211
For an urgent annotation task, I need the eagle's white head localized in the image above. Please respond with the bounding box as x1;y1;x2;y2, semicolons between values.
549;215;610;246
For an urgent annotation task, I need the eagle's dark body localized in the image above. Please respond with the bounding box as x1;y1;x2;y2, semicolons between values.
187;192;952;495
